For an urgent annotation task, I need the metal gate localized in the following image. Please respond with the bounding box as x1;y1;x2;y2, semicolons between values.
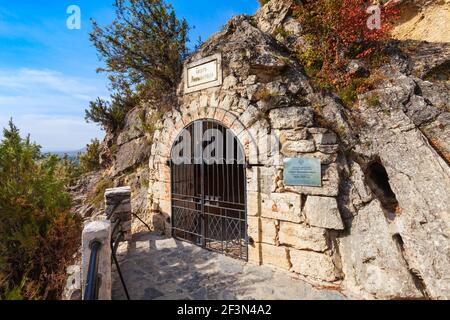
170;120;248;260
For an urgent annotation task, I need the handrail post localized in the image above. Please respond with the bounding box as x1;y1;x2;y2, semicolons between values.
105;187;132;241
81;220;112;300
83;241;102;300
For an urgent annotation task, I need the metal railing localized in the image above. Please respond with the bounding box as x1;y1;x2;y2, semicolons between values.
83;241;102;300
82;187;132;300
83;215;131;300
110;215;130;300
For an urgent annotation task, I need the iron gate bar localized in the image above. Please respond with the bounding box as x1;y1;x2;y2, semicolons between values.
170;119;248;261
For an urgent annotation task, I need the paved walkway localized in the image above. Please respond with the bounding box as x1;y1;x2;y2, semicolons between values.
112;232;346;300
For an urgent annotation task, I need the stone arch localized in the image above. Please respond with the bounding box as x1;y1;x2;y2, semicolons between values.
165;106;260;165
147;100;266;241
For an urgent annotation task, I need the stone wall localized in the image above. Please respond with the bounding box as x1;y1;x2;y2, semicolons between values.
144;0;450;299
146;12;345;285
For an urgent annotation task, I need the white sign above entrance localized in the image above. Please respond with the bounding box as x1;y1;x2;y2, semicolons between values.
188;60;217;87
184;53;222;93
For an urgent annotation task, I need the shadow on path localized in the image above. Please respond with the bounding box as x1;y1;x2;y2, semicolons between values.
112;232;346;300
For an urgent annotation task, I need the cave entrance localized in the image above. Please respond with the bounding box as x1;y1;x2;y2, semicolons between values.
169;120;248;261
365;161;400;217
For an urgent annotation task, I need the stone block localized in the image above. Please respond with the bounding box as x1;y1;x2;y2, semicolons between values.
248;217;278;245
247;216;260;242
261;218;279;245
105;186;131;200
312;132;338;145
304;196;344;230
317;144;339;154
259;166;278;194
238;104;259;128
222;75;238;90
158;199;171;216
279;222;329;252
248;242;261;265
105;187;131;206
289;249;340;282
278;129;309;144
258;132;282;162
246;166;259;192
62;265;81;300
120;220;132;233
260;243;291;270
281;140;316;156
116;211;132;223
81;220;112;300
269;106;314;129
247;191;260;217
308;152;338;165
261;193;303;223
106;201;131;216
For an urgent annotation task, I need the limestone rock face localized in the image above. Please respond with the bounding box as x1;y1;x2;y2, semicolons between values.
346;73;450;299
62;265;81;300
254;0;295;36
304;196;344;231
393;0;450;43
116;107;146;146
114;137;151;175
339;201;423;299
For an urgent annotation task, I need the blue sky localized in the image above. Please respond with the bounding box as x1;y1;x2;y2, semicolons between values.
0;1;259;151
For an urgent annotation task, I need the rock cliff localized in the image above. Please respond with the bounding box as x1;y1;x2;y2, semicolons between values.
393;0;450;43
254;0;450;299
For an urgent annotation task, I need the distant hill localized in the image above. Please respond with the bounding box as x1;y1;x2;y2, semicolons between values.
45;149;86;160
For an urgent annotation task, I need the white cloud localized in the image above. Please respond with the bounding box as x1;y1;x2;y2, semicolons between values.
0;114;104;152
0;68;106;102
0;68;108;151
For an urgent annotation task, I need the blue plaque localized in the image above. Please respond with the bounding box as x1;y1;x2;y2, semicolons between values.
284;157;322;187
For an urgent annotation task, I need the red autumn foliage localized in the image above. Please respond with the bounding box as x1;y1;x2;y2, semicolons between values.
295;0;400;88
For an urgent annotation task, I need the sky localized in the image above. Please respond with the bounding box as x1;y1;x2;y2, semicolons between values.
0;1;259;152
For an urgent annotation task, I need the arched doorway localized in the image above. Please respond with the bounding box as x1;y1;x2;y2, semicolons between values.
170;119;248;260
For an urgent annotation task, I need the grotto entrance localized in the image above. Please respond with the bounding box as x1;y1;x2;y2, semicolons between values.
169;119;248;260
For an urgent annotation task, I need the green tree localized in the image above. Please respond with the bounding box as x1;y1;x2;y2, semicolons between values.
78;138;102;174
0;120;81;300
86;0;189;132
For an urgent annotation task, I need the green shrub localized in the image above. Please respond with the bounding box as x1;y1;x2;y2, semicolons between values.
294;0;399;91
85;94;138;133
0;121;81;300
87;177;114;207
78;139;101;174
